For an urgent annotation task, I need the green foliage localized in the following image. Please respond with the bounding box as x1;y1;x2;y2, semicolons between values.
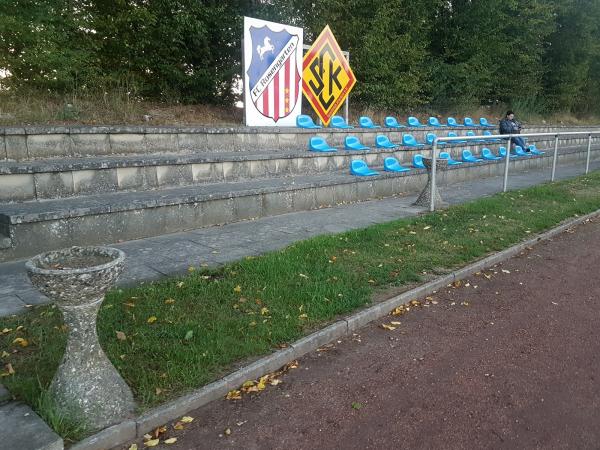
1;0;600;113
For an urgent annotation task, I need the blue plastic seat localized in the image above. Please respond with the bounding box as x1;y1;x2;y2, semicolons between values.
483;130;501;143
514;146;530;157
384;157;410;172
428;117;445;127
376;135;398;149
330;115;353;129
359;116;380;129
528;144;545;155
439;151;462;165
345;136;370;151
462;149;483;163
309;136;336;152
463;117;476;127
446;117;464;127
402;134;425;147
297;115;321;129
479;117;495;128
407;116;426;127
412;154;426;169
466;130;487;143
498;147;517;159
426;132;437;145
350;159;379;176
481;147;502;160
447;131;467;144
385;116;405;128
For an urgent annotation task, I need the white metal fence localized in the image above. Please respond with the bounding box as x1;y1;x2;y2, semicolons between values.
429;131;600;212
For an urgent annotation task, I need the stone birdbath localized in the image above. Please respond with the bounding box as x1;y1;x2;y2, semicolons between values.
413;156;449;209
26;246;135;431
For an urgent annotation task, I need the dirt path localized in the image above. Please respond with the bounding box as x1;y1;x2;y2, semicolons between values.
127;217;600;450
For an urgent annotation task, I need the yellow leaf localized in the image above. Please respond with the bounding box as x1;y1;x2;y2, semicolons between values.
6;363;15;375
391;307;405;316
144;439;160;447
1;328;11;335
147;316;157;324
176;281;185;288
188;266;195;272
164;298;175;304
423;226;431;230
242;380;255;388
116;331;126;341
270;379;282;386
409;231;417;235
226;390;242;400
390;321;401;325
380;324;396;331
181;416;194;423
16;326;24;331
164;438;177;445
1;351;9;358
233;285;242;293
298;313;308;320
224;428;231;436
12;337;29;347
128;445;138;450
260;307;269;315
155;387;163;396
173;422;184;430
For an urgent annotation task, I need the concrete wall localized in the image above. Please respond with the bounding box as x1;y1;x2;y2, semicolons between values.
2;124;599;160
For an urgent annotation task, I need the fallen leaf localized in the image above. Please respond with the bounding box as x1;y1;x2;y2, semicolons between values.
260;307;269;316
12;337;28;347
143;434;152;440
270;379;282;386
184;330;193;341
391;307;405;316
153;426;167;437
144;439;160;447
298;313;308;320
501;269;511;274
409;231;417;235
188;266;195;272
1;351;9;358
155;388;163;396
164;438;178;445
173;422;184;430
164;298;175;305
233;285;242;293
298;273;309;279
390;321;401;325
147;316;157;324
380;324;396;331
452;280;462;288
181;416;194;424
16;326;24;331
6;363;15;375
176;281;185;288
351;402;363;410
225;389;242;400
1;328;12;335
128;444;138;450
423;226;431;230
116;331;126;341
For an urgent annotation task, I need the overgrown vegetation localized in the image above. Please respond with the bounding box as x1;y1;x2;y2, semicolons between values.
1;0;600;121
1;172;600;440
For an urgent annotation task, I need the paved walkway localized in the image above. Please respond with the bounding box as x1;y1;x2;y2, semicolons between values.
121;214;600;450
1;160;598;317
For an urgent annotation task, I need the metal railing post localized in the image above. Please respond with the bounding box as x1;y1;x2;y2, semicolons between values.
344;53;350;124
502;137;511;192
430;141;438;212
551;134;559;181
585;133;592;174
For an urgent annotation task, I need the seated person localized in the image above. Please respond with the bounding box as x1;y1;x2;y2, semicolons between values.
499;110;528;152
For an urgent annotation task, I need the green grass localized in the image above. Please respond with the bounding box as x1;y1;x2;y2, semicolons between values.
2;172;600;440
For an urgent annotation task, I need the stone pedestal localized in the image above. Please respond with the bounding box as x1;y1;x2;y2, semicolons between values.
413;157;449;209
26;246;135;431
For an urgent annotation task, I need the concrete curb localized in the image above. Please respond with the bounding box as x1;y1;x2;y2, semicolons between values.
54;209;600;449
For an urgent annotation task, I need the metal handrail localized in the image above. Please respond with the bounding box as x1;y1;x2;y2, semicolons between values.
429;130;600;212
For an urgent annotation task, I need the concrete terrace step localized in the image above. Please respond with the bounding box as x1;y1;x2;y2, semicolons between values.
2;146;597;263
3;124;597;161
0;142;496;202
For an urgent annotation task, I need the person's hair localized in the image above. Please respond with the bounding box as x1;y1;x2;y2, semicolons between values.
506;110;514;116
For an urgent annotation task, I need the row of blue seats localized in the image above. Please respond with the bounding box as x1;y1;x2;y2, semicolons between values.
309;131;503;152
349;145;545;176
297;115;496;130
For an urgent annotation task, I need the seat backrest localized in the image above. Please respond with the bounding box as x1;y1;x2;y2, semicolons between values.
359;116;374;127
376;135;390;145
439;152;450;159
482;148;492;156
403;134;417;145
330;116;345;127
464;117;474;126
384;157;398;169
463;149;473;157
428;117;441;126
426;133;436;145
498;146;507;156
466;131;475;137
480;117;489;126
448;132;458;138
309;136;327;149
407;116;420;126
385;116;399;127
483;130;492;136
351;159;367;170
345;136;360;146
413;154;424;167
297;115;316;128
447;117;458;126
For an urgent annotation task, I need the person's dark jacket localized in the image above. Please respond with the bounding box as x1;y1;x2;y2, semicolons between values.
499;118;522;134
